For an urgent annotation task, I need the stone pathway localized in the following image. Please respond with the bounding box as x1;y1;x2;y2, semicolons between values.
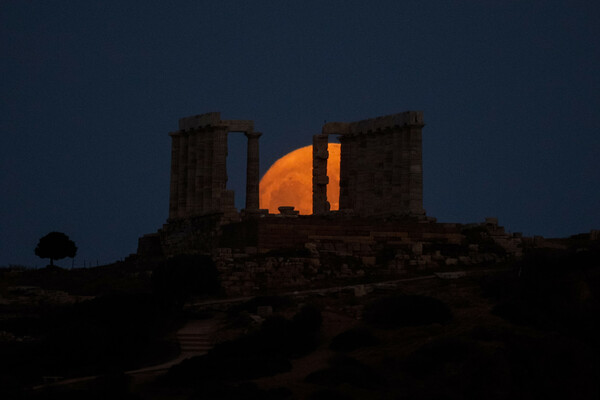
32;319;220;390
127;318;218;379
176;319;216;354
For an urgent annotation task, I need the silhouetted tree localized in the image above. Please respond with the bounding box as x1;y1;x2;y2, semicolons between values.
34;231;77;267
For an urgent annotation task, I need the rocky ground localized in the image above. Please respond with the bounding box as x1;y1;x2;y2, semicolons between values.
2;242;599;399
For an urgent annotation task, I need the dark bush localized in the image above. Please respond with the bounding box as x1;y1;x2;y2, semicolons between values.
330;327;379;352
230;295;295;314
152;254;220;307
486;247;600;343
30;373;139;400
309;388;353;400
188;381;291;400
363;295;452;328
166;305;324;385
305;355;386;389
259;306;322;358
166;350;292;384
38;292;179;377
403;332;599;399
293;304;322;333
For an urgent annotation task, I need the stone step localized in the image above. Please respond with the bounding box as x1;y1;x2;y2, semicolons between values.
180;340;212;347
175;319;219;355
177;333;212;338
180;346;212;352
177;337;212;342
180;347;212;354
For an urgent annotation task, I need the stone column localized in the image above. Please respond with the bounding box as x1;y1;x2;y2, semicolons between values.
312;134;330;214
244;131;262;211
194;132;205;214
339;134;357;213
212;129;228;212
338;134;349;210
407;125;425;215
186;130;197;214
203;133;214;212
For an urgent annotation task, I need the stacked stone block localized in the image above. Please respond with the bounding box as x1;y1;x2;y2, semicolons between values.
312;134;330;214
323;111;425;217
168;112;261;220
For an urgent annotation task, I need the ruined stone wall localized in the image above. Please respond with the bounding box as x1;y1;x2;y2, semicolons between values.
324;111;425;217
168;112;258;221
208;216;523;295
312;134;330;214
159;213;224;257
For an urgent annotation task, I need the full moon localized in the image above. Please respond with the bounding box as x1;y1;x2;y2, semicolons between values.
260;144;340;214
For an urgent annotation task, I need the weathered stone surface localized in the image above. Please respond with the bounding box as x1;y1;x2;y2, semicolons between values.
168;112;261;220
245;132;261;211
278;206;299;216
312;134;330;215
329;112;425;217
152;111;539;296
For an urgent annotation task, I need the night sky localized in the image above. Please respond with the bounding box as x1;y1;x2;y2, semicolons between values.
2;1;599;268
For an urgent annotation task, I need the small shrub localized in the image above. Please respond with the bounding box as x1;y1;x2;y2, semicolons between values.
309;388;353;400
230;295;295;314
166;343;292;384
152;255;220;307
330;328;379;352
166;305;324;385
293;304;322;333
189;381;291;400
363;295;452;328
305;355;385;389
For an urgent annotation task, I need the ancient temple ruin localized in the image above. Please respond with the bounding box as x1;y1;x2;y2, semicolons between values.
167;110;426;220
313;111;425;217
136;110;525;296
168;112;261;221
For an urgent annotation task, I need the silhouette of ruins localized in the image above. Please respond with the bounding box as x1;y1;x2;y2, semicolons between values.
168;112;261;221
166;111;426;220
137;111;525;296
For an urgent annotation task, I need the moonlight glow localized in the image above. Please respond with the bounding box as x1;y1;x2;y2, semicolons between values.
259;144;340;214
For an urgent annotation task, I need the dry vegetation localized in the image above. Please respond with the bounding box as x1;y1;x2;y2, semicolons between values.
2;241;599;399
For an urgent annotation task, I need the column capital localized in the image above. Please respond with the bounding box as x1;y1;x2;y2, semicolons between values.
244;131;262;139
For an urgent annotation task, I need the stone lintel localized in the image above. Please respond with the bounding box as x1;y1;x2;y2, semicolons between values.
323;111;425;136
177;112;254;133
244;131;262;139
222;120;254;133
179;112;221;130
322;122;350;135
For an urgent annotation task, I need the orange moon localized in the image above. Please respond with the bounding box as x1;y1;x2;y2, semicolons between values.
260;144;340;215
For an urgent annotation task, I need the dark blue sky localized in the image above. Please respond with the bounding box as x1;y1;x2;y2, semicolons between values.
2;1;599;267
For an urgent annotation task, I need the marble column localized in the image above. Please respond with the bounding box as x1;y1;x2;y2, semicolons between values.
212;130;228;211
194;133;205;214
244;131;262;211
177;132;189;217
186;130;197;214
408;125;424;215
312;134;330;214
